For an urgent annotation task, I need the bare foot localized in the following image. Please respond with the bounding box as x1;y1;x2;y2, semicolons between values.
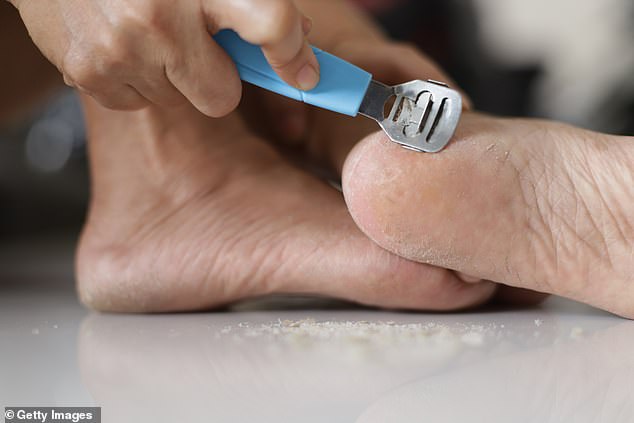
343;113;634;317
75;98;500;312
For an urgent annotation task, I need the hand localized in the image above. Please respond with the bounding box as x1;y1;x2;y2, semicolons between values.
240;9;470;172
10;0;319;116
342;113;634;317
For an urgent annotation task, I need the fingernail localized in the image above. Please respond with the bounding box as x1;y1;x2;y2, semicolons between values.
296;64;319;91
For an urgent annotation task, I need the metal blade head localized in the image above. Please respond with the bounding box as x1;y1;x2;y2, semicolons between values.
359;80;462;153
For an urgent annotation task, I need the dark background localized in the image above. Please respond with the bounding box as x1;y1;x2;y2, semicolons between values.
1;0;632;240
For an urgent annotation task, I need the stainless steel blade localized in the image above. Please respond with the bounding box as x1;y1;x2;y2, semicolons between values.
358;79;462;153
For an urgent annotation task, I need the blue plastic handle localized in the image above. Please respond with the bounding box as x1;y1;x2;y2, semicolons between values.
213;30;372;117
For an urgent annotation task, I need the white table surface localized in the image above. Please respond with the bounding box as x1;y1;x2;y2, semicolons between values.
1;237;633;422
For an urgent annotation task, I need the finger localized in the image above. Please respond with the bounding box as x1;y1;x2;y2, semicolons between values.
128;69;188;109
164;27;242;117
77;83;149;111
205;0;320;90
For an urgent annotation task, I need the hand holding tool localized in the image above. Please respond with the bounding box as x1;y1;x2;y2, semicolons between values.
214;30;462;153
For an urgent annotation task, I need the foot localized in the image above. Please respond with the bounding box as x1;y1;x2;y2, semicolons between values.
75;98;498;312
342;113;634;317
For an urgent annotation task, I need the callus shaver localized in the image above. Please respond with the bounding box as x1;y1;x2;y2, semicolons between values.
214;30;462;153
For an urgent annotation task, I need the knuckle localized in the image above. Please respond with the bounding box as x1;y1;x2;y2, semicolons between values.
118;0;171;36
89;47;132;88
95;32;133;72
62;51;100;87
64;35;133;85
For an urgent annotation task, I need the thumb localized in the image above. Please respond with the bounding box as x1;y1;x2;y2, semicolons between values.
206;0;320;90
